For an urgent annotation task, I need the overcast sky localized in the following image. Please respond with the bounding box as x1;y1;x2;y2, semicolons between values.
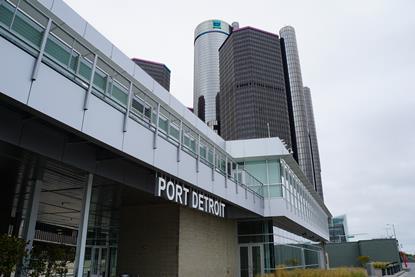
63;0;415;253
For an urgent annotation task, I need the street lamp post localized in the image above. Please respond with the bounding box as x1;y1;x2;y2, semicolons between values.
386;224;397;239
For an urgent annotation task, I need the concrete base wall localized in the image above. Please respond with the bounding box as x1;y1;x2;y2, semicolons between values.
326;239;401;268
117;204;180;277
178;207;238;277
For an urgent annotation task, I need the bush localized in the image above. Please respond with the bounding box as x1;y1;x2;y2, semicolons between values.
0;234;28;275
261;267;368;277
357;256;370;266
372;262;389;269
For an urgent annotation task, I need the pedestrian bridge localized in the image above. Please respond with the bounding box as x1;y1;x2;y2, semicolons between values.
0;0;330;241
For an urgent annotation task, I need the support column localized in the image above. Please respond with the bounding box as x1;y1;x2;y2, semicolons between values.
31;19;52;81
18;179;42;276
74;174;93;277
300;247;305;269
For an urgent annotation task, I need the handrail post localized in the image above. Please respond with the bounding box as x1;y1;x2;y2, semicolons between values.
153;103;160;149
212;147;215;181
196;134;200;173
123;82;133;132
31;18;52;81
224;156;228;188
177;120;182;162
83;54;98;110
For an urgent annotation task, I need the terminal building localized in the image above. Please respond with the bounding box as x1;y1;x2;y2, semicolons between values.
0;1;331;276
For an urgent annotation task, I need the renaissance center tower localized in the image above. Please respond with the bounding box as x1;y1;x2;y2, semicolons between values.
193;19;231;130
279;26;315;188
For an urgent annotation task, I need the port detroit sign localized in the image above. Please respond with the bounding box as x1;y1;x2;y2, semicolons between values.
155;176;225;218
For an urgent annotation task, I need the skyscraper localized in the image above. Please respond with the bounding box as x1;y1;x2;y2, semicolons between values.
303;86;323;199
279;26;315;188
132;58;171;91
218;27;292;148
193;19;231;130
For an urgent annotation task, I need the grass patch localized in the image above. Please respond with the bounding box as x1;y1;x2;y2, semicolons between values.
261;267;367;277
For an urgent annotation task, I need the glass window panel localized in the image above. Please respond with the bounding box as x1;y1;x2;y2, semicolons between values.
158;116;168;133
190;138;196;152
169;124;179;140
131;97;144;115
0;2;14;27
68;52;78;72
93;69;107;92
207;148;213;164
45;35;72;66
269;184;282;197
268;160;280;184
151;111;157;125
111;83;128;106
244;160;267;184
18;0;48;27
144;106;151;120
79;58;92;80
199;144;207;159
12;9;43;47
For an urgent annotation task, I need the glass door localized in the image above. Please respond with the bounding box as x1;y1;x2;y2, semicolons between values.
239;244;264;277
86;246;109;277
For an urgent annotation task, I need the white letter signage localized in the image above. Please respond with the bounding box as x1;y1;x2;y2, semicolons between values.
155;176;226;218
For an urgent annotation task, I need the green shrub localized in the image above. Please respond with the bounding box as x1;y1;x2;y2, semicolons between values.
0;234;28;275
357;255;370;266
372;262;389;269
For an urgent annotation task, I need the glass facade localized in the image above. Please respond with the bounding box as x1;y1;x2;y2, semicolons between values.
238;220;322;275
239;158;328;232
329;215;349;243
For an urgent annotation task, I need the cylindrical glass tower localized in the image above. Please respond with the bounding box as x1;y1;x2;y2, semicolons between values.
279;26;315;188
303;86;323;199
193;19;231;127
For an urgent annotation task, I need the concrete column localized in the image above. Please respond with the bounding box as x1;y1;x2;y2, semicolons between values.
17;179;42;276
74;173;93;277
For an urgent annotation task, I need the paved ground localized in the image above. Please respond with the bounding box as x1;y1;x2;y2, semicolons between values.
402;263;415;277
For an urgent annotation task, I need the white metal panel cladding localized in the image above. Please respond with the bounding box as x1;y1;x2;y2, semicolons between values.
193;20;231;123
28;63;85;131
0;37;34;104
279;26;315;190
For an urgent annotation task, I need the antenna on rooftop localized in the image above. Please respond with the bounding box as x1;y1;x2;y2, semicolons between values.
267;122;271;138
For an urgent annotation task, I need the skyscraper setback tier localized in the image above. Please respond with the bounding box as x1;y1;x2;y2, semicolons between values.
132;58;171;92
218;27;292;149
279;26;315;188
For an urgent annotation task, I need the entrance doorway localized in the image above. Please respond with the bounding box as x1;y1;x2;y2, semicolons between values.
85;246;117;277
239;244;264;277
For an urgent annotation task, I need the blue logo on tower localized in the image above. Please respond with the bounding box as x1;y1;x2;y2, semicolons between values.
212;20;221;29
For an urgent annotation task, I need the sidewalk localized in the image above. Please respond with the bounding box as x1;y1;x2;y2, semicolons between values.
399;262;415;277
